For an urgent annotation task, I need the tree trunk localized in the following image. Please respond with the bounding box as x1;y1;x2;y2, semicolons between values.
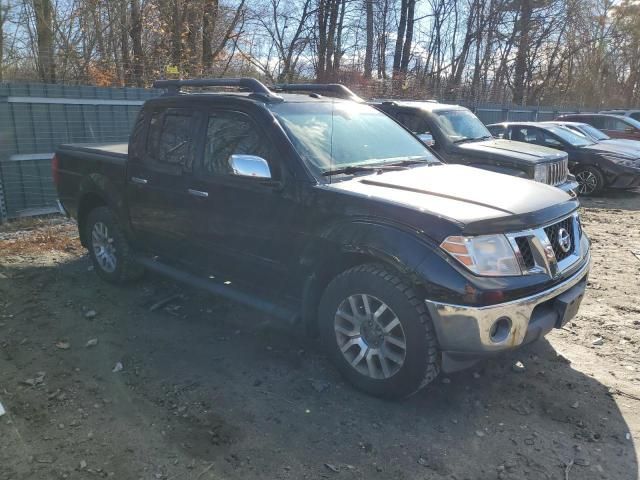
512;0;532;105
202;0;219;72
392;0;407;77
32;0;56;83
363;0;374;79
129;0;144;86
119;0;131;85
399;0;415;73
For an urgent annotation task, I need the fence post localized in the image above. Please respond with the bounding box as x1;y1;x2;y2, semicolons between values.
0;95;9;223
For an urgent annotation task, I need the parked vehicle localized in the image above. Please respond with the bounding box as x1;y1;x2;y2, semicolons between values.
556;113;640;141
371;100;578;193
599;109;640;122
547;121;640;153
487;122;640;195
54;78;591;399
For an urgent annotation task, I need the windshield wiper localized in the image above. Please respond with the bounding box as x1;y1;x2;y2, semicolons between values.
385;158;437;167
452;137;474;144
322;164;408;176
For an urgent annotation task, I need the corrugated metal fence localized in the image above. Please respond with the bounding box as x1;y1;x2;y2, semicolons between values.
0;83;160;222
0;82;593;223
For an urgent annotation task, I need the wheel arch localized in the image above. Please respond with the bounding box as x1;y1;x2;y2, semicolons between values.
300;221;444;336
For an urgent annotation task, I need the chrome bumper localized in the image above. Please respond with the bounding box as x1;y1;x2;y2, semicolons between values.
425;253;590;354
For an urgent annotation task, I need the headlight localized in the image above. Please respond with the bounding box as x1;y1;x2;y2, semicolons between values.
441;234;522;276
534;164;548;183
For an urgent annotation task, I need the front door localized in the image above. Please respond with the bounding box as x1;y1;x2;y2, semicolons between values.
185;109;297;294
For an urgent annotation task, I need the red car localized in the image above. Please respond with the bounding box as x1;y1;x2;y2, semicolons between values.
556;113;640;141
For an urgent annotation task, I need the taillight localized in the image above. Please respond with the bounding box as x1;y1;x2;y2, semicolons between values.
52;154;60;186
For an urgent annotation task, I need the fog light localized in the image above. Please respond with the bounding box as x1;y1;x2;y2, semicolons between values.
489;316;512;343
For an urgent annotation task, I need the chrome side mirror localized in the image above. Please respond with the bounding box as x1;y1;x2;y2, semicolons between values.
229;154;271;179
417;133;435;146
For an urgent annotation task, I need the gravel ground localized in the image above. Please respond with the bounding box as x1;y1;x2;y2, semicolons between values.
0;192;639;480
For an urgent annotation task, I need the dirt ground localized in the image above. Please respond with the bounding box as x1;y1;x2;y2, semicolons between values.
1;192;639;480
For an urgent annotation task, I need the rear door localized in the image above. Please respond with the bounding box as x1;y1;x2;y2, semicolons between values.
126;108;197;259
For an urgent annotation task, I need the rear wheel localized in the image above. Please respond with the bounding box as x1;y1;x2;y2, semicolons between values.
319;263;440;399
85;207;143;284
575;167;605;195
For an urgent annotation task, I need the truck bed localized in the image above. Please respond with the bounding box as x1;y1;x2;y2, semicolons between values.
55;142;129;220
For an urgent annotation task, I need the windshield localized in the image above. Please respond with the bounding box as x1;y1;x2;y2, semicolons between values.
579;124;609;141
545;125;594;147
270;102;439;174
434;109;492;142
624;116;640;129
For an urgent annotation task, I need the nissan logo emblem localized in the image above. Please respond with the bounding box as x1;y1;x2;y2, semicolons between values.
557;228;572;253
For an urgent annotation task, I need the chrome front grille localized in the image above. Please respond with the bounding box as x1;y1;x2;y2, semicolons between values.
546;158;568;186
507;212;585;278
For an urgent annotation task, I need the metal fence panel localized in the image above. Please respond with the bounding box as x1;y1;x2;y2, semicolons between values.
0;82;160;222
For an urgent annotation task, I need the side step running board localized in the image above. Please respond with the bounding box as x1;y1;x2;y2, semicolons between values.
135;256;299;323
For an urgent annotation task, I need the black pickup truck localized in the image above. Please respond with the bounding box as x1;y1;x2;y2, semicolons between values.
54;79;591;399
372;100;579;193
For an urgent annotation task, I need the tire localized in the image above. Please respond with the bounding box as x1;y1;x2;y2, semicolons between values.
319;263;440;399
575;166;605;195
85;207;143;284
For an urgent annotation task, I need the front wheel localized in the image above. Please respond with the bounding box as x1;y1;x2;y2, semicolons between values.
319;264;440;399
575;167;605;195
85;207;143;284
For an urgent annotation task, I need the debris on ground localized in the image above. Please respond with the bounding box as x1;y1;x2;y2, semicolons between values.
310;379;330;393
85;310;97;319
511;361;526;373
21;371;46;387
149;294;183;312
592;337;604;346
0;400;5;417
55;341;71;350
324;463;339;473
85;338;99;348
112;362;124;373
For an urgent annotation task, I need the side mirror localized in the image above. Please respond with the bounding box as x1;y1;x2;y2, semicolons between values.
417;132;435;146
229;154;271;179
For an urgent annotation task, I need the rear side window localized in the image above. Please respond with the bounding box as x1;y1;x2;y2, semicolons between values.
147;111;193;170
202;112;275;177
587;116;605;129
394;111;431;135
630;112;640;122
605;117;630;132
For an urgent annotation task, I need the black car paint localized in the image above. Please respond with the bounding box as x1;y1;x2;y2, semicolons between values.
371;102;570;184
56;94;585;332
488;122;640;190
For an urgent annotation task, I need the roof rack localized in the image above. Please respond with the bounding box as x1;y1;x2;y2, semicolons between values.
271;83;364;102
152;78;283;102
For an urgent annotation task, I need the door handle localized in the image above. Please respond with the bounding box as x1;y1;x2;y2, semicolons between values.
131;177;148;185
188;189;209;198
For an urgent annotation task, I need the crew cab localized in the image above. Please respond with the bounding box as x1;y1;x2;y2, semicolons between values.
488;121;640;195
371;100;579;193
54;79;591;399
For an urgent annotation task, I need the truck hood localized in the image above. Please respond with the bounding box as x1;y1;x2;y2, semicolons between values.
326;164;574;232
458;139;566;164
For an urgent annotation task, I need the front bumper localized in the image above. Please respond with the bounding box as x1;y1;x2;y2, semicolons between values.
426;253;590;373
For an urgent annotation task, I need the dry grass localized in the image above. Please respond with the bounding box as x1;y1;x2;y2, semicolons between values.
0;220;82;256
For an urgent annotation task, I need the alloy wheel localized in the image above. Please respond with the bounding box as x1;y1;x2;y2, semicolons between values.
91;221;117;273
576;170;598;195
334;294;407;379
